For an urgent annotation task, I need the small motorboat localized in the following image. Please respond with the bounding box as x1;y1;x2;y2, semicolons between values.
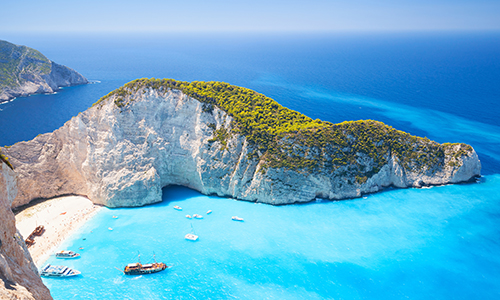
40;264;81;277
108;227;113;231
112;216;118;219
55;250;80;259
232;216;244;221
185;233;199;241
206;210;212;214
193;214;203;219
173;205;182;210
186;215;192;219
185;223;198;241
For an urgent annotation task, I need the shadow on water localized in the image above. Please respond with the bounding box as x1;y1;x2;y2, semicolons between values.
161;185;204;203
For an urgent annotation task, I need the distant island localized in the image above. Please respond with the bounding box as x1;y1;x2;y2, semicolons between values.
2;78;481;208
0;40;88;103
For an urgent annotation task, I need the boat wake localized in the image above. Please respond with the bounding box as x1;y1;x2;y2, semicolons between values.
113;278;125;284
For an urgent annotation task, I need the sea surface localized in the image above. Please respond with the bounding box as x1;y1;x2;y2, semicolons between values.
1;32;499;299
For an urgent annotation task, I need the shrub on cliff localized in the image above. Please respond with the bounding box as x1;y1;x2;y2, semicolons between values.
0;149;14;170
94;78;473;179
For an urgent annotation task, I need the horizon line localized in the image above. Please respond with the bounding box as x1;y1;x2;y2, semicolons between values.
2;28;500;35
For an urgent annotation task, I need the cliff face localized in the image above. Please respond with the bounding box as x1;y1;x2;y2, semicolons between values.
0;40;88;103
2;80;481;208
0;162;52;300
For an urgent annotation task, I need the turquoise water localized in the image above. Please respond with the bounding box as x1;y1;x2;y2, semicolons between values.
43;176;500;299
1;32;499;298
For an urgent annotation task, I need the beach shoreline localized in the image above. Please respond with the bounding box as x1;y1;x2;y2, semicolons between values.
15;195;102;266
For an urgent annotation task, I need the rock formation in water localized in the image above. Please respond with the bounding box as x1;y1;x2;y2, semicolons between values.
0;161;53;299
2;79;481;208
0;40;88;103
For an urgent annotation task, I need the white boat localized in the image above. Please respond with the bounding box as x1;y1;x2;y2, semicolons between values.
174;205;182;210
55;250;80;259
186;215;192;219
232;216;244;221
193;214;203;219
185;233;199;241
185;223;198;241
206;210;212;214
40;264;81;277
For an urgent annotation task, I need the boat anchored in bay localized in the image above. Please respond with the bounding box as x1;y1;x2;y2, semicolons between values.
185;223;199;241
123;253;169;275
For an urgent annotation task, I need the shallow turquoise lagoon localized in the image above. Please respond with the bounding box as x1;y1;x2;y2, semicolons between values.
42;175;500;299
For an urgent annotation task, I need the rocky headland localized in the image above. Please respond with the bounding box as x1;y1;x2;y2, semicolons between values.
0;40;88;103
2;78;481;209
0;161;53;300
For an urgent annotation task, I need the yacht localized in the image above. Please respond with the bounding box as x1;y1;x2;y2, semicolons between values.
40;265;81;277
185;223;199;241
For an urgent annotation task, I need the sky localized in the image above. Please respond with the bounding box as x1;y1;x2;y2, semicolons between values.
1;0;499;33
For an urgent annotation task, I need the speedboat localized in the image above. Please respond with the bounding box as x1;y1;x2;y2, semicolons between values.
55;250;80;259
232;216;244;221
193;214;203;219
173;205;182;210
185;233;199;241
40;264;81;277
186;215;192;219
185;223;198;241
206;210;212;214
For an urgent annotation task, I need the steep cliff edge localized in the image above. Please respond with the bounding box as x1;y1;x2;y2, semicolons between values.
3;78;481;208
0;161;53;299
0;40;88;103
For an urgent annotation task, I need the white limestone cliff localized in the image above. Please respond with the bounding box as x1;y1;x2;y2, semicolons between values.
0;162;53;300
2;85;481;208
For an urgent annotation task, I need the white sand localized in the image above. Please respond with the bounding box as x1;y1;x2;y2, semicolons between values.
15;196;101;266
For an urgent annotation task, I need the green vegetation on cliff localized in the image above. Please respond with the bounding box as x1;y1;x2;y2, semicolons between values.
95;78;473;179
0;149;14;170
0;40;51;90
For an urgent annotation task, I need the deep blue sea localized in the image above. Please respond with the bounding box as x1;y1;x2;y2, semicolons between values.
1;32;500;299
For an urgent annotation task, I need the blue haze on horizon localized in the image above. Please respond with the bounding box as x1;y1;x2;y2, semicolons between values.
1;0;500;33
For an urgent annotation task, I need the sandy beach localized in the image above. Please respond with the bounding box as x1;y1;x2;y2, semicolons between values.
15;196;101;266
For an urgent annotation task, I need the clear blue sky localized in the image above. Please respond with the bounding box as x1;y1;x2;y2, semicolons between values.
2;0;499;33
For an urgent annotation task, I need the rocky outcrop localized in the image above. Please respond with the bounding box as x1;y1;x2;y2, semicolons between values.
2;80;481;208
0;162;53;299
0;40;88;103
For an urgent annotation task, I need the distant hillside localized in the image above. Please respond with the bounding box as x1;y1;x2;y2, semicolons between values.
0;40;88;102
